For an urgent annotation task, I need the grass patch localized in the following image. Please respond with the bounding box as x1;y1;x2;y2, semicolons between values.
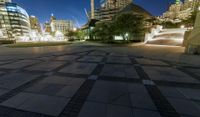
7;41;71;48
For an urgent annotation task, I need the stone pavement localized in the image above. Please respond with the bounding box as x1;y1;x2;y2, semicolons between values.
0;48;200;117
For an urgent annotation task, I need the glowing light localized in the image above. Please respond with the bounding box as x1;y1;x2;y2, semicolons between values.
73;28;77;31
180;25;185;29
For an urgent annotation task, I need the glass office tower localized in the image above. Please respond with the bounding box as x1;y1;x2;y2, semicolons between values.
0;2;30;39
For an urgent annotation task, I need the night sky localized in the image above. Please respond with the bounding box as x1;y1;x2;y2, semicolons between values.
13;0;178;27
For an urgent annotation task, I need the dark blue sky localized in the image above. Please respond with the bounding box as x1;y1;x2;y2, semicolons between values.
13;0;177;27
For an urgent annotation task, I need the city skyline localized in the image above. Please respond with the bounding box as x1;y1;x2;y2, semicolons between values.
12;0;178;27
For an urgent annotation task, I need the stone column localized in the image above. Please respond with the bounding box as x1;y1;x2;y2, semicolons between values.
91;0;95;19
185;11;200;54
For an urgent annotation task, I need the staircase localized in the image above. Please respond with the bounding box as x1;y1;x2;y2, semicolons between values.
146;28;187;46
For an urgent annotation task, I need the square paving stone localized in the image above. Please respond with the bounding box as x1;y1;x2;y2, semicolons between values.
128;83;148;94
177;88;200;101
0;60;40;69
0;71;4;75
143;66;200;84
78;102;107;117
26;83;66;96
89;51;107;56
130;93;157;110
36;56;55;61
158;86;186;99
167;98;200;117
107;104;133;117
0;73;39;89
0;61;11;65
55;55;79;61
107;57;132;64
109;53;127;57
186;68;200;77
78;56;104;62
100;64;139;79
1;92;69;116
133;109;161;117
0;88;9;96
40;76;85;86
59;62;97;75
135;58;169;66
87;81;132;106
26;76;84;98
26;61;65;72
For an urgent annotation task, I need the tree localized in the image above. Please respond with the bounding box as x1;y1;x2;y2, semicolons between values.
182;10;197;28
92;22;114;42
113;13;145;41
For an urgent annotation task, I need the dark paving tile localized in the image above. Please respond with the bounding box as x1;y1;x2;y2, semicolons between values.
100;64;139;79
54;55;79;61
143;66;200;84
87;81;132;106
135;58;169;66
0;89;10;96
26;61;65;72
0;61;11;65
59;62;97;75
78;56;104;62
158;86;186;99
107;104;133;117
39;76;84;86
130;93;157;110
78;102;107;117
128;83;148;94
167;98;200;117
0;60;40;69
79;101;133;117
36;56;55;61
185;68;200;77
0;73;39;89
177;88;200;101
1;92;69;116
133;109;161;117
0;71;4;75
26;76;85;98
89;51;107;56
107;57;132;64
109;53;127;57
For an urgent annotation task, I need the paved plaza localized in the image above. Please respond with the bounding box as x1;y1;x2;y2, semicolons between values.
0;43;200;117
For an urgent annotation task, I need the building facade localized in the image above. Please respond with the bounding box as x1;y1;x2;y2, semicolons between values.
101;0;132;9
93;0;133;21
30;15;41;33
163;0;200;21
50;15;74;35
0;1;30;39
0;0;11;4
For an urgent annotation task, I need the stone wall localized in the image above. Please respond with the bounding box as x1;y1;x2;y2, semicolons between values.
185;12;200;54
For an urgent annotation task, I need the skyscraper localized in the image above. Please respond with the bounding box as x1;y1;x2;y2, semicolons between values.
0;1;30;39
163;0;200;21
102;0;132;9
30;16;42;34
0;0;11;4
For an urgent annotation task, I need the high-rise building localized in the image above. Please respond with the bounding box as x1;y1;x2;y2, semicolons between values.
102;0;132;9
30;16;42;33
91;0;151;22
0;0;11;4
0;2;30;39
49;14;74;35
44;22;52;34
162;0;200;21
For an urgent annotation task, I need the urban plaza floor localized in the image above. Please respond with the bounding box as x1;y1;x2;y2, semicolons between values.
0;42;199;117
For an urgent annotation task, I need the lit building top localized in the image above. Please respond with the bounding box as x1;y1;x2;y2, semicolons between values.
0;0;11;4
